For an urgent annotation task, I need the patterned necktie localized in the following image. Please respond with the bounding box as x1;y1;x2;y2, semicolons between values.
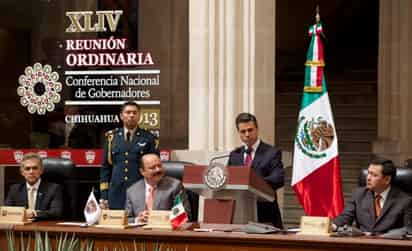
146;186;156;210
28;187;36;210
244;147;253;166
374;194;382;218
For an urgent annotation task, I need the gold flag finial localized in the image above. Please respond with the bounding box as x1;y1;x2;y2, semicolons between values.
315;5;320;23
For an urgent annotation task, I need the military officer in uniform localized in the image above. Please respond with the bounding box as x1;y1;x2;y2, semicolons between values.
100;101;159;209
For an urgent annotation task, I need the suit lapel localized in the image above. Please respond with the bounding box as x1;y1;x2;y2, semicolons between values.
252;142;265;167
375;188;396;225
237;149;245;165
152;178;165;210
21;184;29;208
36;181;46;210
137;181;146;212
364;190;377;224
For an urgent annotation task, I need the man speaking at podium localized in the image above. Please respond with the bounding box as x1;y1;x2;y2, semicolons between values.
228;113;285;228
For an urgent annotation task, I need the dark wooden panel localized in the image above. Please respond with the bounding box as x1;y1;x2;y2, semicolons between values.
0;29;31;148
139;0;189;149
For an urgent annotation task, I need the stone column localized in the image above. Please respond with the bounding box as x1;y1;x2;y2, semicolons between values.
188;0;275;155
373;0;412;165
182;0;280;222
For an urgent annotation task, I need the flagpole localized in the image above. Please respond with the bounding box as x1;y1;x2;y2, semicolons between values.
292;6;344;217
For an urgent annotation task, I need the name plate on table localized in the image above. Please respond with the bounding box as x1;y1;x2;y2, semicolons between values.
298;216;332;236
95;210;129;229
142;210;172;230
0;207;31;225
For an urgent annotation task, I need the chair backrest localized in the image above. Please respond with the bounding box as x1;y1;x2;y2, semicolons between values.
404;159;412;169
42;157;79;220
359;165;412;196
162;160;198;221
162;160;194;180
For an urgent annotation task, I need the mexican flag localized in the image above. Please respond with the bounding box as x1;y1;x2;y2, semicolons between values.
169;193;188;230
291;20;344;218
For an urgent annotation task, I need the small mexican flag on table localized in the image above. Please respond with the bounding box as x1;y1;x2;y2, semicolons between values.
170;193;188;230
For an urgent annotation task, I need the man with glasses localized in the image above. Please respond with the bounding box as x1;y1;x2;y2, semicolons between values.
5;152;63;220
228;112;285;228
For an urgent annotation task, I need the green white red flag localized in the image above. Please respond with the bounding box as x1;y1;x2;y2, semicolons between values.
292;20;344;217
169;193;188;230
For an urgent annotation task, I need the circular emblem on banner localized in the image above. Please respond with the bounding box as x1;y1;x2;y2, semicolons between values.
17;63;62;115
295;116;335;159
203;162;228;190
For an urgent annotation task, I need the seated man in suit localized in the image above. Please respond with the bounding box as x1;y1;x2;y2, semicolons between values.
5;152;63;220
228;113;285;228
126;153;191;223
334;158;412;234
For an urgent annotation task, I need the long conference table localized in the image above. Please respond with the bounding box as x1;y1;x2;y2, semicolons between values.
0;222;411;251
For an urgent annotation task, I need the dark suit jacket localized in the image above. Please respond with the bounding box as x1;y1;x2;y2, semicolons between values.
125;176;191;222
5;181;64;220
228;141;284;190
334;186;412;233
228;141;284;228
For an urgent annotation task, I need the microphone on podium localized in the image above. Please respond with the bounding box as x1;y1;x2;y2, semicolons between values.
244;146;252;154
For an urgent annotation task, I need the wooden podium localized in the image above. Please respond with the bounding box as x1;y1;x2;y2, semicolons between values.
183;165;275;224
